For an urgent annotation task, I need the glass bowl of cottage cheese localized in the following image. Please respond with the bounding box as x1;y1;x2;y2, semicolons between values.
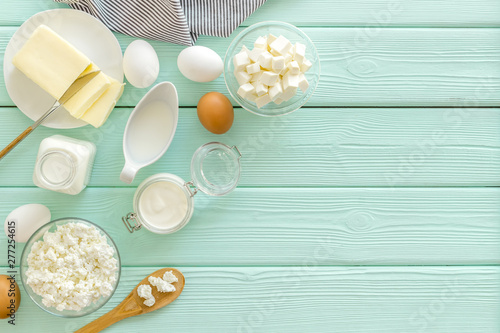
20;218;121;317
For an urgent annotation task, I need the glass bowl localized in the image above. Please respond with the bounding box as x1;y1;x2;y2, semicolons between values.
224;21;320;117
20;218;121;317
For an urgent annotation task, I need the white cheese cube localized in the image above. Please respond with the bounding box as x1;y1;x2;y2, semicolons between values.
293;42;306;64
278;67;288;76
267;34;277;47
270;35;293;56
282;86;297;101
272;56;285;72
269;81;283;101
260;71;279;86
247;93;258;102
287;61;301;75
254;36;267;49
301;59;313;73
270;48;281;57
298;73;309;92
233;51;250;71
253;81;268;96
274;97;284;105
250;70;264;82
241;45;250;55
249;48;265;63
284;53;293;65
283;71;300;91
234;70;251;85
256;93;272;108
237;83;256;99
246;62;261;74
258;51;273;70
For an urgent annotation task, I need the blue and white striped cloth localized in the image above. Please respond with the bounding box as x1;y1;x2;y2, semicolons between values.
55;0;267;46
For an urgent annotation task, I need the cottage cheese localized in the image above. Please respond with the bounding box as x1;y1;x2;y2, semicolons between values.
162;270;178;284
149;276;176;293
137;284;155;306
26;222;118;311
138;271;178;307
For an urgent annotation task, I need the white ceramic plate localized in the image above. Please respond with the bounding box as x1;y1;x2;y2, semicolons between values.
3;9;123;129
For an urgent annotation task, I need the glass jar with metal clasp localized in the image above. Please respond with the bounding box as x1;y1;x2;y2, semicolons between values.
122;142;242;234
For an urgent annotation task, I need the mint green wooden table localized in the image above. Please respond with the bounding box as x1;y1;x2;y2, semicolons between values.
2;1;500;332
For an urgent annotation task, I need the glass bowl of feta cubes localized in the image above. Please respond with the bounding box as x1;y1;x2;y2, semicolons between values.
20;218;121;317
224;21;320;117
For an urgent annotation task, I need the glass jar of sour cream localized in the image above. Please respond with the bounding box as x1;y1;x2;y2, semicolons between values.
122;142;241;234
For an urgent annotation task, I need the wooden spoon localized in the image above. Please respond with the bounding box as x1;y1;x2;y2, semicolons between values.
76;268;185;333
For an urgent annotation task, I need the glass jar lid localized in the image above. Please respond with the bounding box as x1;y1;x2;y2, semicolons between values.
38;150;76;188
190;142;242;196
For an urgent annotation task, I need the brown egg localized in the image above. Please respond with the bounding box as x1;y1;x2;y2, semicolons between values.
0;275;21;319
197;92;234;134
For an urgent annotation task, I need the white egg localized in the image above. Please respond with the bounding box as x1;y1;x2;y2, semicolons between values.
123;40;160;88
177;46;223;82
4;204;51;243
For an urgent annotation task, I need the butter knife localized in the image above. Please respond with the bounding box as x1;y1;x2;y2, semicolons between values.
0;70;101;161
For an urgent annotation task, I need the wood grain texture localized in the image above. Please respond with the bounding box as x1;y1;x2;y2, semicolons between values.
1;107;499;187
1;266;499;333
2;0;500;27
2;187;500;266
2;27;500;107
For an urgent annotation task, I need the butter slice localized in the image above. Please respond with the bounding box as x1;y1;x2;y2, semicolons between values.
64;72;111;118
12;25;91;100
80;76;124;128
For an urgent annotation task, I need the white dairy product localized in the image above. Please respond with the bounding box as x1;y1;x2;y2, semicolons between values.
269;82;283;101
234;70;251;86
287;61;301;75
126;101;174;165
233;34;313;108
139;181;188;230
26;222;118;311
255;94;272;108
246;62;260;75
257;51;273;70
148;276;176;293
143;297;156;307
272;56;285;72
298;73;309;93
254;36;267;49
33;135;96;195
12;25;91;100
233;51;251;71
237;83;255;99
138;284;153;299
137;284;155;307
163;271;178;284
139;271;177;307
260;71;279;86
270;35;293;56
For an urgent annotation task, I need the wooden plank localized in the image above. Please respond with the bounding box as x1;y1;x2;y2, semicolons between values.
0;107;499;187
2;27;500;107
1;187;500;266
1;266;499;332
2;0;500;27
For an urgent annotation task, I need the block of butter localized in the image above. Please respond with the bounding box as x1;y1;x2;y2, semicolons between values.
64;72;111;118
80;76;125;128
12;25;91;100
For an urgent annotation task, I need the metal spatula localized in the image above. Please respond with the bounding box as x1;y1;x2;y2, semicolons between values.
0;70;101;161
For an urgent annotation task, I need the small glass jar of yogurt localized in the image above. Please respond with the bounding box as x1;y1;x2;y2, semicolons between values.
123;142;241;234
33;135;96;195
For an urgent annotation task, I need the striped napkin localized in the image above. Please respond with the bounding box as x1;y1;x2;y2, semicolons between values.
55;0;267;46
